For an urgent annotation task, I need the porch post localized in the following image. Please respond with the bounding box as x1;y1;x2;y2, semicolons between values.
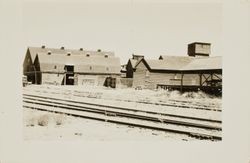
181;73;184;93
199;73;202;89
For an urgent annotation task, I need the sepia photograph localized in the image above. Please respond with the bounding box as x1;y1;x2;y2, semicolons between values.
0;0;249;163
21;1;222;141
22;43;222;141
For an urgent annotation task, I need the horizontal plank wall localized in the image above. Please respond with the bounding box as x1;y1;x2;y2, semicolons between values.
132;61;147;88
41;73;64;85
132;61;222;89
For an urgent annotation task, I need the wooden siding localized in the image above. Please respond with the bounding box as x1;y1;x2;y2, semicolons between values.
118;78;133;88
41;73;64;85
195;44;211;55
144;73;176;89
133;60;222;89
126;61;134;78
40;73;120;86
23;50;33;74
182;74;200;86
188;43;210;56
132;60;147;88
77;74;98;86
23;50;39;84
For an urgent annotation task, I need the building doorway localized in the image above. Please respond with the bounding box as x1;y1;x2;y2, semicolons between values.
104;77;116;88
64;65;74;85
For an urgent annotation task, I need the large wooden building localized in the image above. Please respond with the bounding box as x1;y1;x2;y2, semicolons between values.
132;42;222;94
23;46;121;87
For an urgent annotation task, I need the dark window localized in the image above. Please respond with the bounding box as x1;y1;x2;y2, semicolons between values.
54;65;57;69
90;66;92;70
65;65;74;72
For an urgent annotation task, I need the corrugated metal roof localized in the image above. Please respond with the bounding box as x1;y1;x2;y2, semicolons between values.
141;56;221;71
28;47;115;63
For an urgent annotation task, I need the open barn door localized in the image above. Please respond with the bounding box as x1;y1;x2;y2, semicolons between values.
63;65;74;85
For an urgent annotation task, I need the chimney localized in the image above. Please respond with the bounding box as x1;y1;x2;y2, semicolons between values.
60;46;65;50
67;52;71;56
47;51;51;55
132;54;144;60
188;42;211;57
41;45;46;49
97;49;101;52
79;48;83;51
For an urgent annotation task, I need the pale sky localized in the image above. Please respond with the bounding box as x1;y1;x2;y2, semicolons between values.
22;1;222;64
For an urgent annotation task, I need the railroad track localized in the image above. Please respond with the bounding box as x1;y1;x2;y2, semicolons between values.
24;88;221;112
23;93;222;141
105;98;221;112
72;91;221;112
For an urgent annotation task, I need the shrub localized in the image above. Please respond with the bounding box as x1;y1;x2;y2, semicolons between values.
54;114;65;126
37;114;49;126
26;117;36;127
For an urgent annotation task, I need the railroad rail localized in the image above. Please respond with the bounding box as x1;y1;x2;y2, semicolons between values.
23;88;222;112
23;93;222;141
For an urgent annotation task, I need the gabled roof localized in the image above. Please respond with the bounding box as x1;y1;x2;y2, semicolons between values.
159;55;193;60
129;59;138;69
26;46;121;74
28;46;115;63
136;56;222;71
156;55;195;70
127;57;145;70
181;56;222;70
35;53;121;74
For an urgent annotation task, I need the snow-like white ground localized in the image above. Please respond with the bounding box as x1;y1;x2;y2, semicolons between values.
24;85;222;107
23;85;222;141
23;108;199;141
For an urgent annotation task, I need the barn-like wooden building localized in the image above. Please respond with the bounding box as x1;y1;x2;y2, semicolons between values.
23;46;121;87
132;42;222;94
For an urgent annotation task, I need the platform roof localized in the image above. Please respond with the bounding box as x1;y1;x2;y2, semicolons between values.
137;56;222;72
